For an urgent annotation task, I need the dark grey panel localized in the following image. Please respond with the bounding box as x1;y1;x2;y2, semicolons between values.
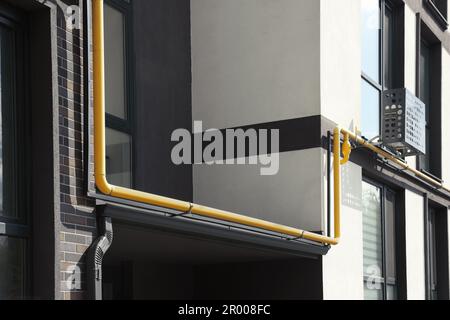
101;202;330;258
208;116;323;160
132;0;192;202
193;259;323;300
29;7;57;300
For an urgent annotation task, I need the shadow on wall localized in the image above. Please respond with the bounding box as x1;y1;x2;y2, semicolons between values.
341;162;363;212
103;258;324;300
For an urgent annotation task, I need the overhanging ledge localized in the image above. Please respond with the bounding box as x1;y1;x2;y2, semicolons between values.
95;196;330;259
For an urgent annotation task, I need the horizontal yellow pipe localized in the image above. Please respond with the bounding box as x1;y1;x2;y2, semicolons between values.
92;0;341;246
341;128;450;195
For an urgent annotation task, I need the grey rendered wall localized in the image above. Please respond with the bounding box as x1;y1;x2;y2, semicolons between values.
191;0;324;231
191;0;321;129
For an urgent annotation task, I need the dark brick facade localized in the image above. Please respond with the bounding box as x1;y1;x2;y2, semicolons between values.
53;0;96;300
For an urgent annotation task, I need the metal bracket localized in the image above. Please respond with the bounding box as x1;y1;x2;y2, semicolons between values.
288;231;305;242
170;203;194;218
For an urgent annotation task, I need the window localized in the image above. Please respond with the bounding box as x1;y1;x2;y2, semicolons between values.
419;40;431;172
0;13;29;300
431;0;448;17
362;180;399;300
0;24;16;220
104;0;133;188
361;0;402;140
425;0;448;29
417;23;442;178
425;203;449;300
0;237;26;299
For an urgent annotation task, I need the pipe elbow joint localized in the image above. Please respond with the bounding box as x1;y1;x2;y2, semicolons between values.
340;134;352;165
95;174;113;195
340;143;352;165
329;238;340;246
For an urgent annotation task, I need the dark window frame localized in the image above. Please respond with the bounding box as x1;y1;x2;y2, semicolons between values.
424;196;449;300
361;0;404;140
416;19;442;179
424;0;449;30
0;3;31;299
104;0;135;187
362;176;406;300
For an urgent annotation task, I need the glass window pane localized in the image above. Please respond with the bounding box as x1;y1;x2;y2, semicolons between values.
385;190;396;282
419;40;431;172
361;80;381;140
361;0;380;83
420;41;431;114
106;128;132;188
383;5;394;89
362;182;383;277
0;26;17;219
0;237;26;300
104;4;127;120
364;281;384;300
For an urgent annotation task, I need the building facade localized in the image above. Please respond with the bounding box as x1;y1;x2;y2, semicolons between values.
0;0;449;300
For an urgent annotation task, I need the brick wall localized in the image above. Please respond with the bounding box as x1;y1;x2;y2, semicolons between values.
53;0;96;300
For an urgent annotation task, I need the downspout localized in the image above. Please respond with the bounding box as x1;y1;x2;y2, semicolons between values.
87;206;113;300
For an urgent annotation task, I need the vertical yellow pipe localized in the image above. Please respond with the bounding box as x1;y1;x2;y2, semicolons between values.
333;127;341;240
93;0;112;195
91;0;342;245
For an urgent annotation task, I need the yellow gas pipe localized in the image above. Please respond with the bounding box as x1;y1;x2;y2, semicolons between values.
92;0;343;246
93;0;450;247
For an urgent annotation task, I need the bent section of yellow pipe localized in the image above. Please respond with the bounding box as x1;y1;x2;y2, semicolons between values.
340;132;352;165
341;128;450;195
92;0;341;246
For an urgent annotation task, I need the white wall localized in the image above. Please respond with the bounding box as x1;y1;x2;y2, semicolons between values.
320;0;361;131
404;5;417;94
191;0;321;129
405;190;426;300
322;161;364;300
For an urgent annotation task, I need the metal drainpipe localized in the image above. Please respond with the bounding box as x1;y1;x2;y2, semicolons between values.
87;205;113;300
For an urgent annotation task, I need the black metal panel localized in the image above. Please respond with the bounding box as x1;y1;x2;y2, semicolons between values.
200;116;324;160
132;0;193;202
101;202;330;258
381;88;426;156
29;6;58;300
424;0;449;30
